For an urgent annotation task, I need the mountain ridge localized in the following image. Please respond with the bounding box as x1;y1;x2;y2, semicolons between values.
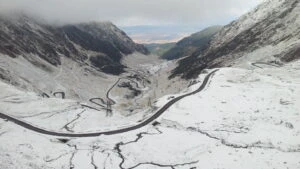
171;0;300;79
0;15;149;75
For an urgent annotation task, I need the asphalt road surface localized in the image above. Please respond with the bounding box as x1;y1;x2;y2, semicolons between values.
0;70;218;138
251;62;281;69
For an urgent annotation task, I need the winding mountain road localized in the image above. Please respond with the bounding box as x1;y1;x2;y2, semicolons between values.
103;77;145;116
251;62;281;69
0;70;218;138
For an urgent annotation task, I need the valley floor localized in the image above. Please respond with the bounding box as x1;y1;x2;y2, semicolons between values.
0;60;300;169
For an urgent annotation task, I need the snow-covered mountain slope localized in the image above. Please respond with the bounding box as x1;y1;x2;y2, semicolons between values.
0;52;187;120
0;15;149;75
0;14;164;116
171;0;300;79
0;47;190;128
0;59;299;169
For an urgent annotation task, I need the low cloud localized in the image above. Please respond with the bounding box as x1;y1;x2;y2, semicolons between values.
0;0;263;26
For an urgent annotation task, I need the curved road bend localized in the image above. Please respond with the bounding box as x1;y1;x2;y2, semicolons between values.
53;92;66;99
105;77;142;105
105;77;143;116
81;78;141;113
251;62;281;69
89;98;107;109
0;70;218;138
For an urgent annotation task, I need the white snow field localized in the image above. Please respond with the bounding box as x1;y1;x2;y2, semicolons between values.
0;59;299;169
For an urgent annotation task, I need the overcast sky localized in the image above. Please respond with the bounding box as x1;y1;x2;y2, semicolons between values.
0;0;264;43
1;0;263;26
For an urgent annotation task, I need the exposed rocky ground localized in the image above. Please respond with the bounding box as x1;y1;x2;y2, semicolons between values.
171;0;300;79
0;15;149;75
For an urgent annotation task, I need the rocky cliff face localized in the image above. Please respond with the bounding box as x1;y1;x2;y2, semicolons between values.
0;15;149;75
171;0;300;79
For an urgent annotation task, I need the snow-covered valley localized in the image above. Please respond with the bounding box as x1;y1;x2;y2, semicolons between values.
0;0;299;168
0;59;299;169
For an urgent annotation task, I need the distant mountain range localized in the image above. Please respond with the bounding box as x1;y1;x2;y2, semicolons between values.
143;43;175;56
121;25;200;44
161;26;222;60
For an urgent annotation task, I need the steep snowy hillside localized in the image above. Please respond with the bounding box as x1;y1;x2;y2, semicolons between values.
0;51;188;120
0;14;164;116
171;0;300;79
